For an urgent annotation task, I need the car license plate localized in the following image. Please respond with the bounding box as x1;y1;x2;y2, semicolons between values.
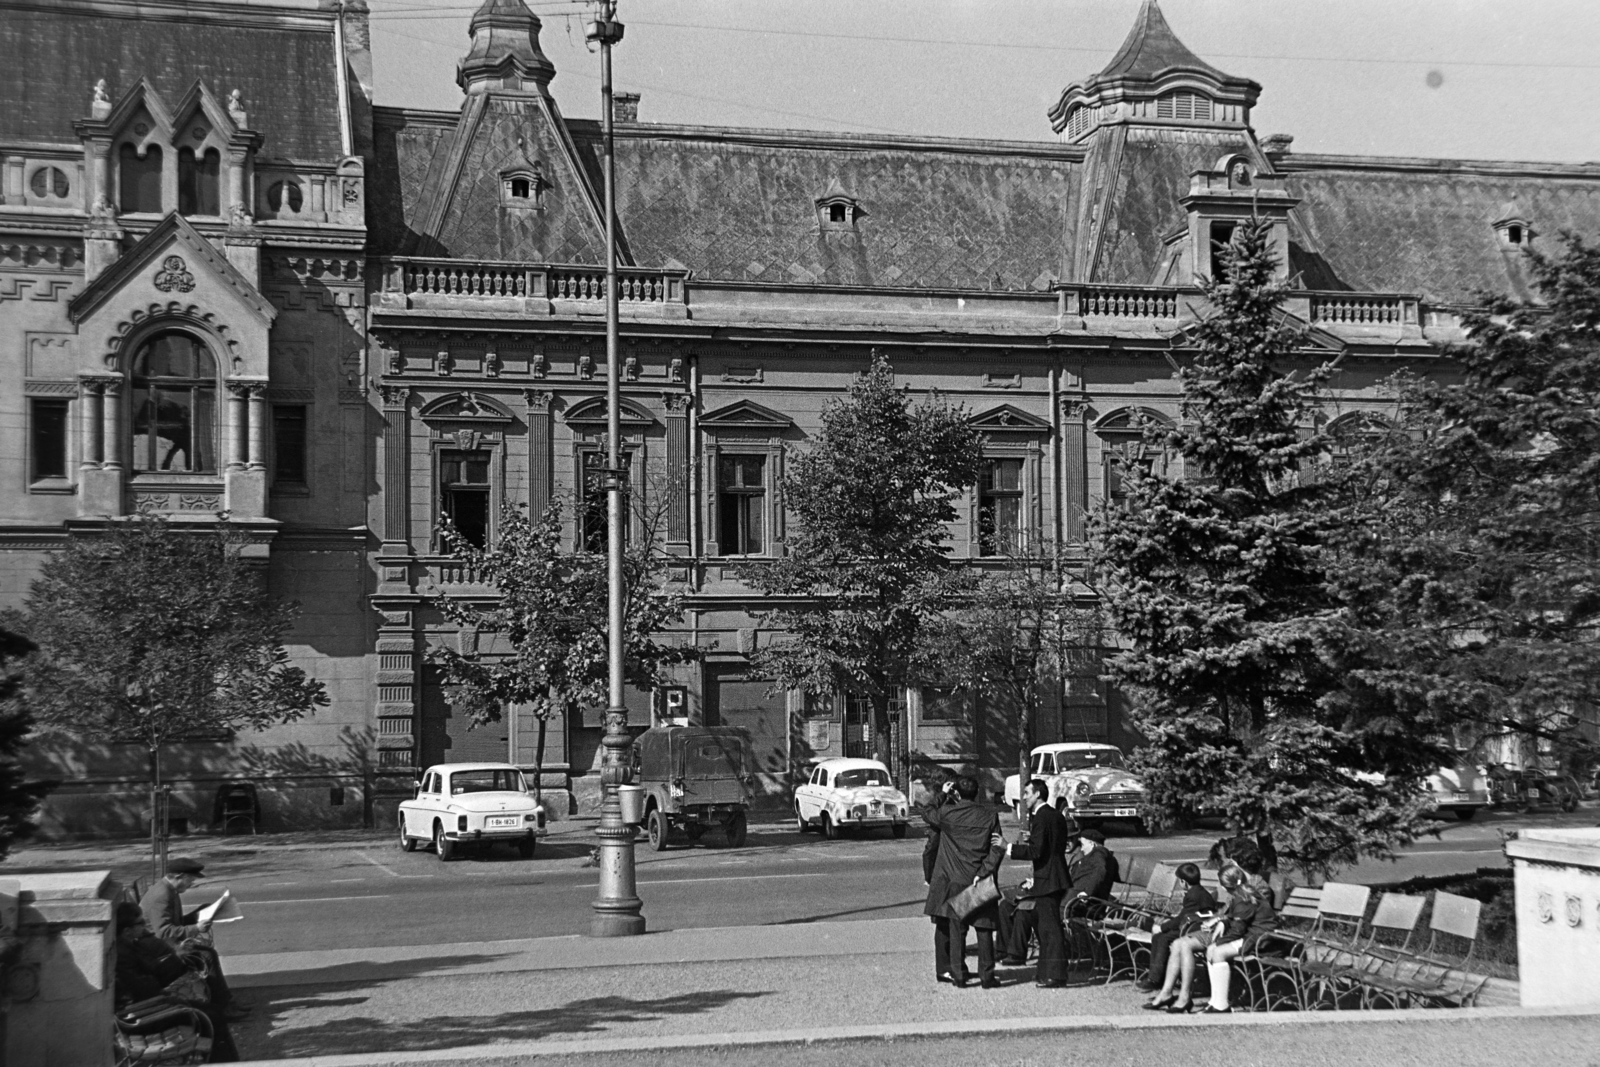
870;802;881;813
1111;808;1138;817
1453;792;1470;799
487;816;521;829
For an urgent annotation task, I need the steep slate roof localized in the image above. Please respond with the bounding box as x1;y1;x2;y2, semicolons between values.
1099;0;1228;81
590;126;1079;290
0;1;343;161
1282;160;1600;304
369;110;456;256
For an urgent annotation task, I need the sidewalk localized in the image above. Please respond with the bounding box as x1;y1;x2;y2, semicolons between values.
223;914;1600;1067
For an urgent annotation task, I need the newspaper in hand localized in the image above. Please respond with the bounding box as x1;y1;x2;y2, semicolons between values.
197;889;242;924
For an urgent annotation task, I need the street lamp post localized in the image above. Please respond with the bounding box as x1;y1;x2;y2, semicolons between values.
587;0;645;938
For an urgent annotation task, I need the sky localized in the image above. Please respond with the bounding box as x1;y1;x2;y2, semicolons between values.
365;0;1600;164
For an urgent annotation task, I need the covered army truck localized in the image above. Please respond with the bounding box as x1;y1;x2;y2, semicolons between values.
631;726;753;850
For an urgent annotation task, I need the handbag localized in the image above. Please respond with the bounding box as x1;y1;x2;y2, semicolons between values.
162;968;210;1006
946;877;1001;920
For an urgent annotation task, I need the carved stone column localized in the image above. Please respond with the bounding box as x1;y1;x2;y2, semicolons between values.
226;383;249;471
523;389;553;518
661;392;690;546
100;379;122;470
246;384;266;470
1061;396;1089;543
79;379;103;469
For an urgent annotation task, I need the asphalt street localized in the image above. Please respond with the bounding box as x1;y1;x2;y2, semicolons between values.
159;806;1549;957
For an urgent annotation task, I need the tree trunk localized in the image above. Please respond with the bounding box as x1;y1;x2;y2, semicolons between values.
148;743;164;881
868;689;897;789
533;713;549;805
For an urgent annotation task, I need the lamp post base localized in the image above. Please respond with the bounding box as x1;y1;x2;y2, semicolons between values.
590;815;646;937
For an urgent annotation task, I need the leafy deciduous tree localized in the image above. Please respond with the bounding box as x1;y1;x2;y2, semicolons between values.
430;497;694;793
745;355;982;786
0;628;54;860
9;515;327;866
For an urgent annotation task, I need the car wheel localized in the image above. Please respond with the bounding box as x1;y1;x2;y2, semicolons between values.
433;822;455;862
1132;819;1150;837
1455;807;1477;822
518;833;537;859
647;809;670;851
795;805;809;833
1562;793;1579;813
891;822;907;839
821;812;839;840
399;817;418;852
725;811;748;848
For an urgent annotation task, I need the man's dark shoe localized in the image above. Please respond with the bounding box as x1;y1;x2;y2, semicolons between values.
1035;978;1067;988
1135;979;1158;992
999;956;1028;966
980;978;1003;989
937;972;954;984
950;976;970;988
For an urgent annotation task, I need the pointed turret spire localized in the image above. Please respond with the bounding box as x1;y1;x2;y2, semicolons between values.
457;0;556;94
1047;0;1260;143
1099;0;1227;81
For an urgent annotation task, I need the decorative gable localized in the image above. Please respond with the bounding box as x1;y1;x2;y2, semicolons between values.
418;392;516;422
563;395;654;429
970;404;1051;436
699;399;794;433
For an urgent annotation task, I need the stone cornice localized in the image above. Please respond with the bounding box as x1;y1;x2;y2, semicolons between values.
1275;153;1600;181
0;0;335;31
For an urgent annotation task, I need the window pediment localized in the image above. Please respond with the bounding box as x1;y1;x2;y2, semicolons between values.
563;395;654;429
970;404;1050;436
700;399;792;433
418;391;515;423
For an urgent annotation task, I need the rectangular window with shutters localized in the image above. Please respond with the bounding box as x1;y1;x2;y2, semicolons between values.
440;449;491;548
717;454;766;555
272;405;308;486
977;458;1024;556
580;450;631;552
30;398;69;484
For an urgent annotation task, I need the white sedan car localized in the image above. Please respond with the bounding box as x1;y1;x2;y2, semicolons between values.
794;758;911;839
398;763;548;861
1003;743;1147;831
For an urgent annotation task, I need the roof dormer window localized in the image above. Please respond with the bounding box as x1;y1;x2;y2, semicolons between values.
1492;207;1535;252
816;179;864;232
500;162;547;210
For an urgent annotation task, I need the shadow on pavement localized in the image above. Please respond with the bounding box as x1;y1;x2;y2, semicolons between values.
238;988;773;1058
233;952;512;989
769;897;926;924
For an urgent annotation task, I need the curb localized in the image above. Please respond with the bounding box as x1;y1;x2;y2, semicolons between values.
232;1004;1600;1066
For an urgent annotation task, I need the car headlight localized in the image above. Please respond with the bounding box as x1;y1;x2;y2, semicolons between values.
851;805;867;819
1075;781;1092;797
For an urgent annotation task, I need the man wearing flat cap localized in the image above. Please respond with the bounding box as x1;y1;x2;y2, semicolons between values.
139;857;246;1018
1063;828;1118;978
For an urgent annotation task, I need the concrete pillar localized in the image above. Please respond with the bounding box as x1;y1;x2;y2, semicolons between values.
3;870;117;1067
1505;828;1600;1007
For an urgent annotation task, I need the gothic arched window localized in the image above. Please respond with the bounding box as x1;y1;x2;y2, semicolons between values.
130;332;218;473
178;147;221;216
119;143;163;213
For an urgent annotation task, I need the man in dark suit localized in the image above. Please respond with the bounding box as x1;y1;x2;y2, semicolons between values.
1008;777;1073;987
139;857;245;1018
922;776;1005;987
1063;827;1117;975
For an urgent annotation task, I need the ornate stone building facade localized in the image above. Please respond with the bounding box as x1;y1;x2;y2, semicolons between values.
3;0;1597;830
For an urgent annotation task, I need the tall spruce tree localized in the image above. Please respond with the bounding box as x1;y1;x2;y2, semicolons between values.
1090;219;1437;874
1326;234;1600;772
745;355;981;786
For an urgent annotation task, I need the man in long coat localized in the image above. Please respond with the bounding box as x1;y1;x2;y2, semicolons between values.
922;775;1005;987
1009;777;1074;986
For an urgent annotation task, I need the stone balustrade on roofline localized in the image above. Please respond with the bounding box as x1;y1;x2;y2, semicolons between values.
374;256;689;319
371;256;1443;343
254;157;365;228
